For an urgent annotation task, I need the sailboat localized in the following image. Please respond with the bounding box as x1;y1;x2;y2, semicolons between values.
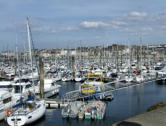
7;100;45;126
7;17;46;126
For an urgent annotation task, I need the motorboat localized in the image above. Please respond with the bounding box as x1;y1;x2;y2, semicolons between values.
0;80;13;91
80;73;104;94
61;101;83;119
35;78;61;98
85;101;106;120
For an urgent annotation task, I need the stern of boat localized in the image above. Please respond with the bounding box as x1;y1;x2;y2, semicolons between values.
7;115;27;126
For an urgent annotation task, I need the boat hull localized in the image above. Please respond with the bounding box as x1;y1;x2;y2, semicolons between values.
7;100;46;126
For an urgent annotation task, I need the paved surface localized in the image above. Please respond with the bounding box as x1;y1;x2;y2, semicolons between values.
113;106;166;126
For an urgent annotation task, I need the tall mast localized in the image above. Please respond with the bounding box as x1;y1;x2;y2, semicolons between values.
16;36;22;96
26;17;33;71
26;17;36;89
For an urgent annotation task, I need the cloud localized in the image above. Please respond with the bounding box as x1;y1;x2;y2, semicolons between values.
79;20;128;30
2;11;165;38
108;11;148;28
79;11;148;30
129;11;147;17
80;21;110;28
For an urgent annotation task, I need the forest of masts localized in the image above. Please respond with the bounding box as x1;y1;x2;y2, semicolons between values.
0;44;166;69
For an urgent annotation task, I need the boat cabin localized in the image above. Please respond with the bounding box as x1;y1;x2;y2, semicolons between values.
80;74;104;94
12;79;34;100
0;91;14;120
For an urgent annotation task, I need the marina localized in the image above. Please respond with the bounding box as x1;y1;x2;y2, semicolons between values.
0;30;166;125
0;41;166;125
1;1;166;125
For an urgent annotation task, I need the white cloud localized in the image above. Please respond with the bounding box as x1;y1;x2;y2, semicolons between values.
129;11;147;17
115;11;149;26
80;21;109;28
79;20;127;30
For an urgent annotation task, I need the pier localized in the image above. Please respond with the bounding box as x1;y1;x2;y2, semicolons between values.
45;76;166;109
62;76;165;101
45;99;68;109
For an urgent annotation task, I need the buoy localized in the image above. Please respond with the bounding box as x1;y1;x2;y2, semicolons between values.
87;107;91;112
6;110;13;116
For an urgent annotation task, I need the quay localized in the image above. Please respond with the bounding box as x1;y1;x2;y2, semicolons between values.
112;106;166;126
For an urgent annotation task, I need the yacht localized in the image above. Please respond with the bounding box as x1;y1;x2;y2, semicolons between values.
75;71;85;82
7;17;46;126
0;80;13;91
35;78;61;98
7;100;46;126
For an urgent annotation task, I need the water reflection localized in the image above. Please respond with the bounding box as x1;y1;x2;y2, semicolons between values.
137;84;144;113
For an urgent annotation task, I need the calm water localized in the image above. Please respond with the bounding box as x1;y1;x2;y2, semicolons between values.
1;81;166;126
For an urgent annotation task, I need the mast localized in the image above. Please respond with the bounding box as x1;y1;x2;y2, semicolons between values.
26;17;37;97
26;17;33;73
16;35;23;102
140;37;142;75
23;41;26;64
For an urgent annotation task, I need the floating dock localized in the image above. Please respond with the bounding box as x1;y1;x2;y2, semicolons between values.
45;99;68;109
113;106;166;126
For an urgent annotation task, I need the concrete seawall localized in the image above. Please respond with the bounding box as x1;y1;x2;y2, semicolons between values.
113;106;166;126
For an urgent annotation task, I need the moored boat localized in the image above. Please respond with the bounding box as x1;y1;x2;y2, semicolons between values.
80;73;104;95
7;100;46;126
85;101;106;120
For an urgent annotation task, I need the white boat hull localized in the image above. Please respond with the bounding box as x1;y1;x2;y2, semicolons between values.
35;84;60;98
7;100;46;126
75;77;84;82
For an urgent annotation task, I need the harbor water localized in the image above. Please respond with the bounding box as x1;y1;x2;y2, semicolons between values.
1;81;166;126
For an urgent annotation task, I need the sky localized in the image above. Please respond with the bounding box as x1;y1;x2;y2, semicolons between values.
0;0;166;51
